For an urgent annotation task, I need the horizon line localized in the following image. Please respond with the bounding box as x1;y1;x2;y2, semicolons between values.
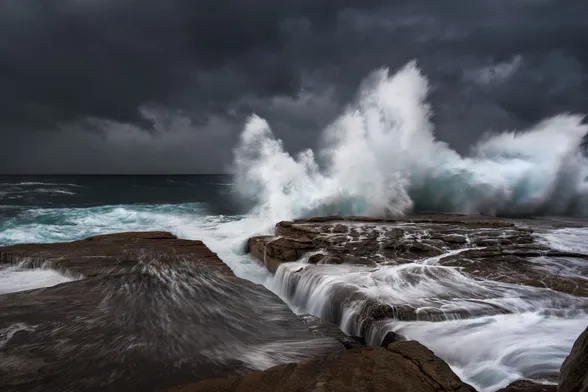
0;173;232;176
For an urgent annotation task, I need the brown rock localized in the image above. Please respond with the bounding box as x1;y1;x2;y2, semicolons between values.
441;251;588;297
167;341;476;392
247;235;315;273
298;314;366;349
497;380;556;392
248;215;588;297
308;253;325;264
441;234;468;244
246;214;588;353
380;331;406;347
0;231;234;278
319;255;344;265
559;326;588;392
0;232;343;392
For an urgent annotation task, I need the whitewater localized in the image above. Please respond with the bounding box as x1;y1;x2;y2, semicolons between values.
1;62;588;391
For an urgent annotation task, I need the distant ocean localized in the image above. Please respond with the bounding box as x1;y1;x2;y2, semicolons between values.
0;174;274;281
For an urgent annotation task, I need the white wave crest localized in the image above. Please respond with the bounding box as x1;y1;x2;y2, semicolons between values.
233;61;588;221
0;182;81;187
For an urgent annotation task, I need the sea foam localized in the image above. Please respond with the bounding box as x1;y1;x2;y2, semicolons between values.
233;61;588;221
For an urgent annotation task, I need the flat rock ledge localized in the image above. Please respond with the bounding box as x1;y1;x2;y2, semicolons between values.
248;215;588;326
0;232;343;392
248;215;588;297
0;231;234;278
246;215;588;391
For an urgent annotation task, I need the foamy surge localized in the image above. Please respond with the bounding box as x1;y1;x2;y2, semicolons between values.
264;235;588;391
0;265;73;294
233;61;588;221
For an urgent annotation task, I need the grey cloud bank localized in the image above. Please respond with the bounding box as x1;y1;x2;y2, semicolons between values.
1;0;587;173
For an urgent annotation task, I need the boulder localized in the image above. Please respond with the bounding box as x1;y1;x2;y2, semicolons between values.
380;331;407;346
559;326;588;392
167;340;477;392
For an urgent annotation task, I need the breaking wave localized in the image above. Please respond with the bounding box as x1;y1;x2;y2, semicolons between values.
233;61;588;221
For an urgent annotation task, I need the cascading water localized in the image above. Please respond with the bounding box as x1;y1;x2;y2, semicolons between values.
263;227;588;392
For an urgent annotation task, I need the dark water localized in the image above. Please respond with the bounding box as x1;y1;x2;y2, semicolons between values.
0;175;239;217
0;175;257;247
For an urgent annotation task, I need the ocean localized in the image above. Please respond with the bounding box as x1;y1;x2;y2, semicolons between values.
0;174;273;282
2;64;588;392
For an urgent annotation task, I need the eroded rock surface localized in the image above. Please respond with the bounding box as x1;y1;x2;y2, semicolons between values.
0;232;343;392
248;215;588;346
249;216;588;296
167;340;477;392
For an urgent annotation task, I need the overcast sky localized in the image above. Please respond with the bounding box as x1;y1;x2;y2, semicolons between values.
1;0;587;174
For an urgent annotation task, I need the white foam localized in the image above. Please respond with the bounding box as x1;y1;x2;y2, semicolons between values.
265;246;588;391
539;227;588;254
385;313;588;392
0;203;272;284
233;61;588;221
0;266;73;294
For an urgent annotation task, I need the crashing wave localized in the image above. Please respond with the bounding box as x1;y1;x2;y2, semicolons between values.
233;61;588;221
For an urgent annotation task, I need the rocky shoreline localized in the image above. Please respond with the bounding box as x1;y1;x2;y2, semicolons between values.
247;214;588;391
0;217;586;391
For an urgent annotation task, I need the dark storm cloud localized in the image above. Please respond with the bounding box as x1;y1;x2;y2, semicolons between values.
0;0;587;173
0;0;386;129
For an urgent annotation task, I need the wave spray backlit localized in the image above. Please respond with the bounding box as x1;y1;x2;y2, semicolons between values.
233;61;588;221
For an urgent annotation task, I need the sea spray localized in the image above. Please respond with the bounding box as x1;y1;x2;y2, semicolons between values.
233;61;588;220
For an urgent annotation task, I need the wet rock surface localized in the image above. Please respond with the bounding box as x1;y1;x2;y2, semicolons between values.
496;380;556;392
0;231;235;278
559;326;588;392
167;340;477;392
248;214;588;387
249;215;588;301
249;215;588;297
298;314;366;349
0;232;343;392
